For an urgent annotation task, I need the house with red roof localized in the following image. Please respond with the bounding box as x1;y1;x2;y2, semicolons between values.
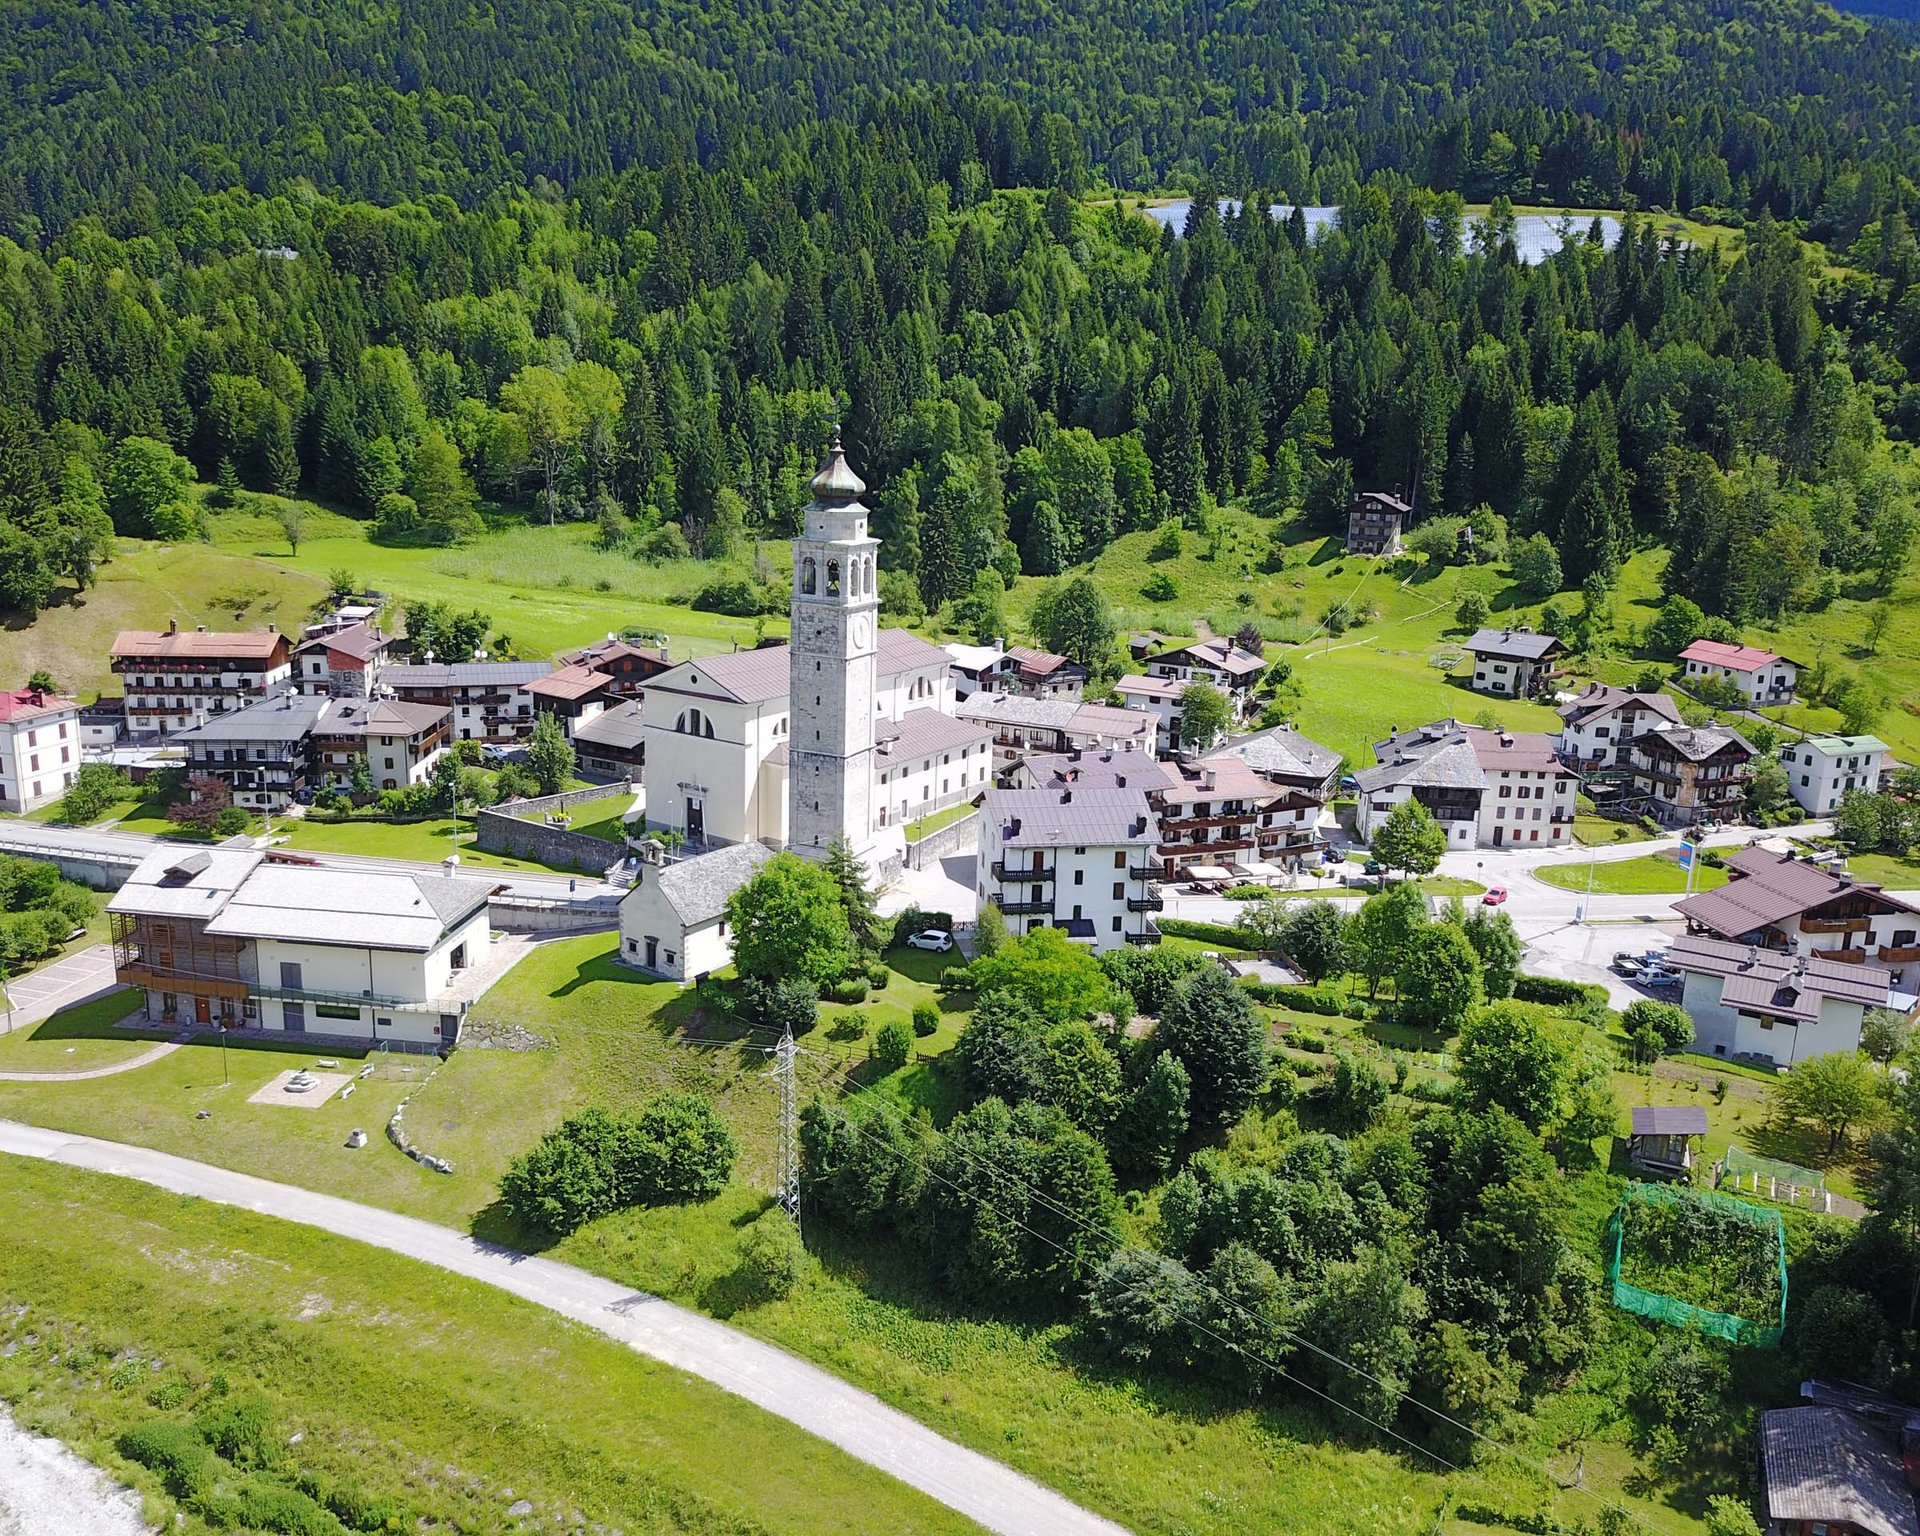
1679;638;1797;705
0;686;81;812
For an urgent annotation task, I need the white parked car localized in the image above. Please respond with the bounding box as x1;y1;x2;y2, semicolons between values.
1639;966;1683;989
905;929;955;953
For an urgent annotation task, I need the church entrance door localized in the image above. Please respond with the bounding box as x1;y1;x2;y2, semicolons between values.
686;797;705;844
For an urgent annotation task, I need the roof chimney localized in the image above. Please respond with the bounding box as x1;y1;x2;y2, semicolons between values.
166;617;179;636
1061;789;1073;804
1009;816;1022;837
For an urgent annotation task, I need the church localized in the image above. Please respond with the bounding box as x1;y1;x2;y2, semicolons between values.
616;435;995;979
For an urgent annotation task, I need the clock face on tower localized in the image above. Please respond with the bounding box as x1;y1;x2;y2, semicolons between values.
851;613;871;650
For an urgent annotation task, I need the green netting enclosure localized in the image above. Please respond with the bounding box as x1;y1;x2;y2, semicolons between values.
1607;1181;1787;1347
1715;1146;1827;1208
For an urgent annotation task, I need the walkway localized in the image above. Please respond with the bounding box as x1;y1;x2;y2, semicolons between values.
0;1121;1129;1536
0;1041;177;1082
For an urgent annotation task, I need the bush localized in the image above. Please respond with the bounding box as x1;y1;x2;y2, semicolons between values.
195;1392;275;1464
1142;571;1180;602
911;1002;940;1037
119;1420;218;1502
738;974;819;1036
211;806;251;837
1240;981;1347;1015
865;961;890;989
889;906;955;947
691;575;786;616
498;1097;737;1235
873;1020;913;1072
826;976;869;1004
939;964;973;990
736;1207;812;1302
231;1480;344;1536
1512;974;1607;1008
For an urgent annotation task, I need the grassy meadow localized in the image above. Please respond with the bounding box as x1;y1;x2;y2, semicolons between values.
0;929;1773;1536
0;1155;983;1536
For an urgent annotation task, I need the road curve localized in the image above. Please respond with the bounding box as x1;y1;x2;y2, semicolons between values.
0;1120;1130;1536
0;1041;177;1082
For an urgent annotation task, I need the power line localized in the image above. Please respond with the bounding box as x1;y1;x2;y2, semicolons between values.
812;1053;1681;1536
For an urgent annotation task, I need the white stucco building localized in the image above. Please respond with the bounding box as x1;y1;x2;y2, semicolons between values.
618;840;773;982
1666;932;1890;1066
1354;720;1577;849
1556;682;1683;770
109;847;496;1048
0;687;82;812
1679;640;1797;705
976;784;1160;952
1782;734;1891;816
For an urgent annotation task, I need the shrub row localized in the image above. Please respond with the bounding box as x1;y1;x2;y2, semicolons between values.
1512;974;1609;1008
1239;981;1369;1019
1153;916;1255;948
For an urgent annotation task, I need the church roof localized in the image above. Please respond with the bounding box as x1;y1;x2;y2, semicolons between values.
648;629;948;707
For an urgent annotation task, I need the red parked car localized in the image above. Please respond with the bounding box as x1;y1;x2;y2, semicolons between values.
1482;886;1509;905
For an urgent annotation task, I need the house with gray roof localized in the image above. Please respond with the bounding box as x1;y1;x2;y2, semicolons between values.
108;846;497;1047
1626;722;1754;826
1666;931;1892;1065
1762;1406;1919;1536
382;659;552;742
1463;627;1565;698
174;692;332;810
1355;719;1577;849
616;840;775;981
977;784;1160;952
1557;682;1683;770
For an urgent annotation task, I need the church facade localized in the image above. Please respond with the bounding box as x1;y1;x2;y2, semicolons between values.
621;436;989;978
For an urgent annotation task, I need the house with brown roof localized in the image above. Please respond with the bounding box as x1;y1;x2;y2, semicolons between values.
111;621;293;736
1557;682;1683;770
1154;754;1325;878
556;637;674;701
1143;637;1268;710
529;662;616;732
292;622;391;698
1680;638;1798;705
1762;1405;1920;1536
1667;932;1891;1064
1002;645;1087;700
1677;846;1920;988
1627;723;1754;826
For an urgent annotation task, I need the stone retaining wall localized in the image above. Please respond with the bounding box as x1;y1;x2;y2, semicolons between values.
905;810;979;871
475;781;634;872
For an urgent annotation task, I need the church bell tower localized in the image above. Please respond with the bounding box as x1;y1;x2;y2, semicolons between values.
787;428;880;860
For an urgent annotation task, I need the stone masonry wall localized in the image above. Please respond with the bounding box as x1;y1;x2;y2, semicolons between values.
475;781;634;872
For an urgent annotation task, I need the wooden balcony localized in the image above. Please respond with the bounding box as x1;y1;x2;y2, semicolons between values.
117;964;249;1000
1801;915;1872;934
1809;946;1869;964
1880;944;1920;964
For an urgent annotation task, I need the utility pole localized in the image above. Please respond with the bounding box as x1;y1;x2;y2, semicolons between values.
773;1026;800;1235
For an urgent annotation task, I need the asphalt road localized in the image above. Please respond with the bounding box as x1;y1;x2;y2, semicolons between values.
0;1121;1130;1536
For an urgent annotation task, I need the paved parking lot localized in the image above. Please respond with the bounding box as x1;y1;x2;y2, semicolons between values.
3;945;123;1030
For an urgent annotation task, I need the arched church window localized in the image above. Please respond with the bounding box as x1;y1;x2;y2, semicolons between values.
801;556;817;595
827;559;841;595
675;708;714;739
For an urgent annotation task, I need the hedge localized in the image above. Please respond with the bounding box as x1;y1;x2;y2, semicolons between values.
1241;980;1343;1014
1513;974;1609;1007
1154;916;1256;948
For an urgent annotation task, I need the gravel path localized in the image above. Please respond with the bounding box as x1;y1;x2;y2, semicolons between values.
0;1120;1129;1536
0;1410;151;1536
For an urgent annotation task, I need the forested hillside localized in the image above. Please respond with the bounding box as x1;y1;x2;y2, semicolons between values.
3;0;1920;233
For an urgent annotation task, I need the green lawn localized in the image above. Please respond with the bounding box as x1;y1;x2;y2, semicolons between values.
1532;852;1729;895
277;813;609;873
0;1155;979;1536
904;801;975;842
1838;851;1920;890
504;786;639;844
0;990;148;1072
1574;813;1656;848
